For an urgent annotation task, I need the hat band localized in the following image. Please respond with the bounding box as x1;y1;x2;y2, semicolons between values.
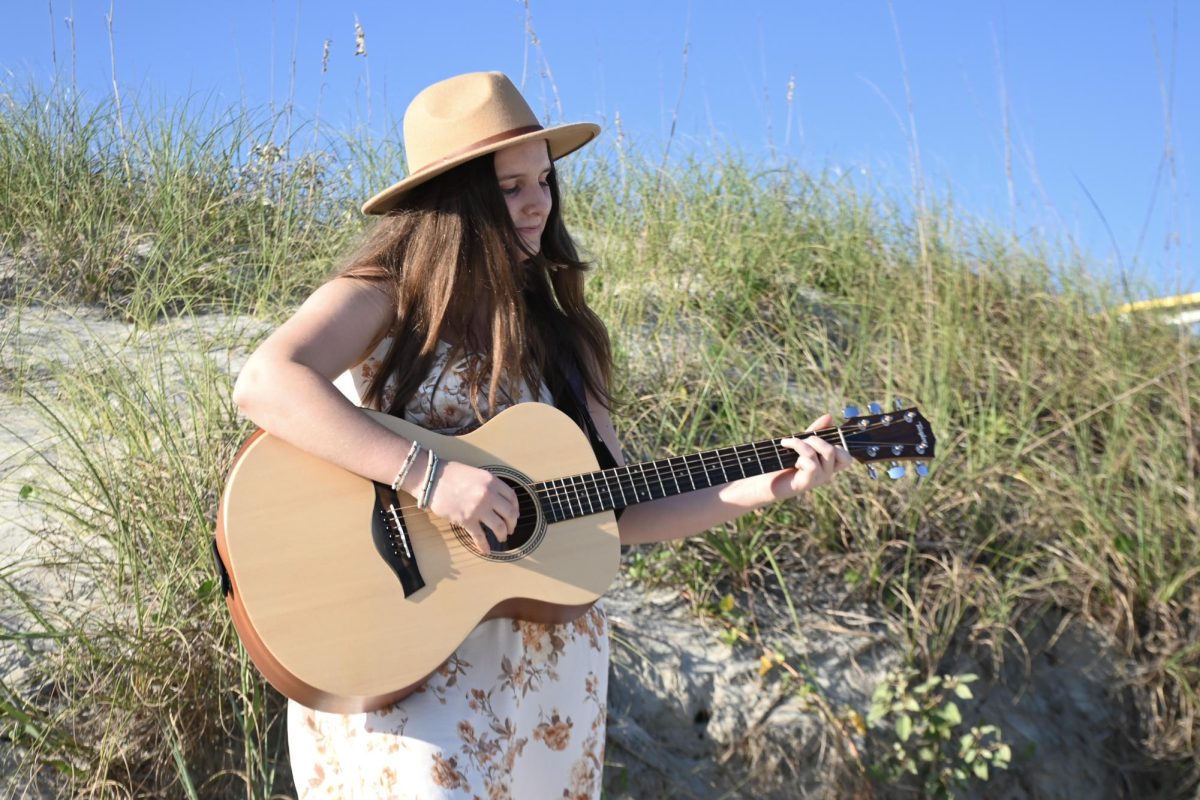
410;124;545;176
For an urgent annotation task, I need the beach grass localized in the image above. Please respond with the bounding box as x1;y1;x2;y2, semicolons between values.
1;79;1198;797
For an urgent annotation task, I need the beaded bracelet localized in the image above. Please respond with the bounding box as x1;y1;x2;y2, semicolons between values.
417;452;441;510
390;441;423;492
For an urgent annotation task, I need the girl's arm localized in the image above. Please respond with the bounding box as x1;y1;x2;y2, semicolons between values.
584;394;853;546
234;277;406;485
233;277;520;551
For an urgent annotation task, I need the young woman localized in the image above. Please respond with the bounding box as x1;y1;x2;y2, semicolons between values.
233;71;853;799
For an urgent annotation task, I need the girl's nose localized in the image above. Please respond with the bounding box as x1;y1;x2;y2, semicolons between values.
525;187;550;216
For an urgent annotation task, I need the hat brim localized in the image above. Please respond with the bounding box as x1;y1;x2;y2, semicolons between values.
361;122;600;216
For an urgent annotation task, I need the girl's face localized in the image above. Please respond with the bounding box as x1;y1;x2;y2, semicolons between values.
494;139;553;256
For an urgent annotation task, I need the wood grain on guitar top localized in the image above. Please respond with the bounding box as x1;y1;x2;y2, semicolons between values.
216;402;620;713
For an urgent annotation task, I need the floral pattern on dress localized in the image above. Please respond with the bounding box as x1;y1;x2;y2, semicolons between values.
291;337;609;799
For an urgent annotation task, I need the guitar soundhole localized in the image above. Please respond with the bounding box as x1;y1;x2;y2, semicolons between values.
450;467;546;562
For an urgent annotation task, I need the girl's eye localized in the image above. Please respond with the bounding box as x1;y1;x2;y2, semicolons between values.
501;185;519;196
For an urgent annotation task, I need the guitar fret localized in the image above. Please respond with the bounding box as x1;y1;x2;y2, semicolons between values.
560;477;571;518
582;473;597;513
570;475;587;517
716;449;729;483
540;480;554;523
585;475;598;513
559;478;574;518
595;470;612;510
626;464;638;502
731;446;748;479
650;460;667;499
775;444;791;471
546;478;566;523
601;470;618;509
668;456;683;495
614;467;630;507
752;442;766;474
567;475;581;516
634;464;650;502
706;450;724;486
643;463;658;501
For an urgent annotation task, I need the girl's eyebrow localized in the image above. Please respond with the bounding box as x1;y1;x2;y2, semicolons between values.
496;166;553;181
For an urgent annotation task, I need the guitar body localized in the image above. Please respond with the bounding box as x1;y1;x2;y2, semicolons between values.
215;402;620;714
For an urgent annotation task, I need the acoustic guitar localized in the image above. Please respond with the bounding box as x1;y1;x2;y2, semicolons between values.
213;401;934;713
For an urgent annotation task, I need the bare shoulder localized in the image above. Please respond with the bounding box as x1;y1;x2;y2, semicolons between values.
253;277;395;380
303;275;393;319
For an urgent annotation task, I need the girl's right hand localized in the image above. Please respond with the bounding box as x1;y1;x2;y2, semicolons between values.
424;459;519;554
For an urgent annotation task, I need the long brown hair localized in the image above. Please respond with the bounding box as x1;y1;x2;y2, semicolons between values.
334;150;613;421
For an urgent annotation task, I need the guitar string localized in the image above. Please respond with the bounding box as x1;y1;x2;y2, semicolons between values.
388;442;920;525
532;416;915;502
383;419;923;520
399;421;924;558
387;420;919;521
537;441;903;501
534;435;923;519
384;427;903;517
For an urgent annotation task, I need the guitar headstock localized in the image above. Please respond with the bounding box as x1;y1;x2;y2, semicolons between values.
834;402;935;480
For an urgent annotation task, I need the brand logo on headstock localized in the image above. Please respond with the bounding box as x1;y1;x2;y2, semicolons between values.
916;422;928;449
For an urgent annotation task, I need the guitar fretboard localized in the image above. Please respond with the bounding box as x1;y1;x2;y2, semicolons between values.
534;438;798;524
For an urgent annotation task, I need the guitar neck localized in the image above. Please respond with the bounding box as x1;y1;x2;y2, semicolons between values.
533;406;935;523
535;436;805;524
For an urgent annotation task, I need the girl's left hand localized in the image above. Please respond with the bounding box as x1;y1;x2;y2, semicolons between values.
774;414;854;498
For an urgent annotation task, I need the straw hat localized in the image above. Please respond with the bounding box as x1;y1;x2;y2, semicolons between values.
361;71;600;215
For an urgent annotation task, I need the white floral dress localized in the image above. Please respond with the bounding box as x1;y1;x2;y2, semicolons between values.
289;338;609;800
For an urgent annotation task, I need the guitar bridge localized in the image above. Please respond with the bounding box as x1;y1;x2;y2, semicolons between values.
371;483;426;598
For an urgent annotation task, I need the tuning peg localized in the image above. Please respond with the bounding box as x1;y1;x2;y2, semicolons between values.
893;398;905;411
887;462;906;480
915;462;929;478
866;465;878;480
842;405;860;419
868;402;883;415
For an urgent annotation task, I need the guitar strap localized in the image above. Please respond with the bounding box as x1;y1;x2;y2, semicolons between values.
548;354;626;521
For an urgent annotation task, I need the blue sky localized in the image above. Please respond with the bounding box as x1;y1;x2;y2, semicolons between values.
2;1;1195;298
